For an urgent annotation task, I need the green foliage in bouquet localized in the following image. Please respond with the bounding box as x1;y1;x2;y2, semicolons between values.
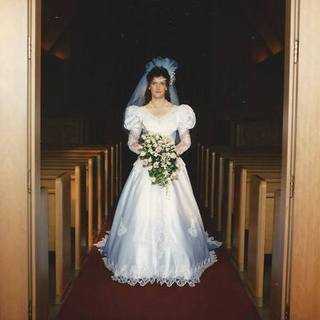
139;132;180;187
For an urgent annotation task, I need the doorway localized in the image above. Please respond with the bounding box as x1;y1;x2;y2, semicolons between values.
39;1;290;318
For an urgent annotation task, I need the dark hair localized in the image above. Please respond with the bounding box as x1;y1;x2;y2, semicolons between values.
144;66;171;104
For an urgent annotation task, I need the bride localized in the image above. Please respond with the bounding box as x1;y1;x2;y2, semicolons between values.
95;57;221;287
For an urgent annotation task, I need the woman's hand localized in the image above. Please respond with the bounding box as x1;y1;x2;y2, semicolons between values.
135;143;143;154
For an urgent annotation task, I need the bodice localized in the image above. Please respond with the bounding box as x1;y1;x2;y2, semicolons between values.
137;106;183;142
123;104;196;155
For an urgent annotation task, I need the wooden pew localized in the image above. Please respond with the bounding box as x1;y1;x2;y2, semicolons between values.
103;142;121;210
219;155;281;247
216;155;224;232
115;143;119;198
213;152;237;231
204;147;210;209
269;190;282;318
39;144;119;306
209;151;216;220
115;142;121;198
232;166;281;272
118;142;123;194
210;151;233;231
43;158;96;214
87;157;98;248
199;145;205;206
41;157;99;249
35;187;49;319
40;172;72;302
206;149;220;223
246;174;281;306
43;143;120;223
110;145;115;207
44;147;109;218
196;143;201;192
196;145;210;214
43;151;105;229
197;146;231;224
225;160;281;244
41;165;87;271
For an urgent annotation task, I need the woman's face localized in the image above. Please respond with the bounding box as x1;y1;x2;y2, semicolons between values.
149;76;167;99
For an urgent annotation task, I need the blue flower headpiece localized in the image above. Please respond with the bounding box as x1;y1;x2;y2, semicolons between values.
127;57;180;107
145;57;178;86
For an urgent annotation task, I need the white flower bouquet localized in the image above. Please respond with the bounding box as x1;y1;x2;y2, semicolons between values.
139;132;179;187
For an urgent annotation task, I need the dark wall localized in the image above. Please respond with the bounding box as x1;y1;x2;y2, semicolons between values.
42;0;284;151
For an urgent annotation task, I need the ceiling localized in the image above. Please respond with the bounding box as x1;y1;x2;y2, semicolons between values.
42;0;284;63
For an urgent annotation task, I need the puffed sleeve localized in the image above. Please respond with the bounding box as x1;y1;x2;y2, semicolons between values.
176;105;196;155
123;105;143;154
177;104;196;134
124;105;141;130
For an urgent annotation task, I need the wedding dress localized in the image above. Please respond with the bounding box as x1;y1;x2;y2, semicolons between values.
95;104;222;287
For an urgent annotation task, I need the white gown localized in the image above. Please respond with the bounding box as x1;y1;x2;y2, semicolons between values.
95;104;222;287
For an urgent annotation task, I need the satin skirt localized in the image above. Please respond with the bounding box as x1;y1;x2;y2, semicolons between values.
95;157;221;287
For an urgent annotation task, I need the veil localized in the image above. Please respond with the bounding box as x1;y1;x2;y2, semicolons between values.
127;57;180;107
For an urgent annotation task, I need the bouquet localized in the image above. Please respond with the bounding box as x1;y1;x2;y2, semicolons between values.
139;132;179;187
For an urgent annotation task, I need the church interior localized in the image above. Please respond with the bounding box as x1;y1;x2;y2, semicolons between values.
3;0;320;319
40;1;285;319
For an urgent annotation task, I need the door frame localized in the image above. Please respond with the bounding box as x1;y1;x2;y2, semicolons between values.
269;0;299;318
28;0;42;319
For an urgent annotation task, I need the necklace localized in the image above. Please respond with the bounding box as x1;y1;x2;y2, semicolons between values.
145;101;175;119
148;101;173;109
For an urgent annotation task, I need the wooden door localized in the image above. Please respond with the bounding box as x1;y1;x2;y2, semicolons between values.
0;0;42;319
0;1;31;319
288;0;320;318
29;1;43;318
271;0;320;319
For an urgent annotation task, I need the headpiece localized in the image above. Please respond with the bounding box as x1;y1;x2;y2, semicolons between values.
147;57;178;86
127;56;180;107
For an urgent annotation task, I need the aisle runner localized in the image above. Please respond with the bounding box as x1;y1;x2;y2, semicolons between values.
58;247;260;320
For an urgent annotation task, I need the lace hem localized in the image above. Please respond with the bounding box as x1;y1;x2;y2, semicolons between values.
94;232;221;288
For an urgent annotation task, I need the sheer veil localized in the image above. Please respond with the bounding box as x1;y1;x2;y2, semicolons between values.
127;57;180;107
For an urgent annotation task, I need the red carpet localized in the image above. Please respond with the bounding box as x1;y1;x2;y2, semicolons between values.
57;246;261;320
58;175;260;320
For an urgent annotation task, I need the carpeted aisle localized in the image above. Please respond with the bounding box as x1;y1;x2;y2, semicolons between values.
57;246;261;320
